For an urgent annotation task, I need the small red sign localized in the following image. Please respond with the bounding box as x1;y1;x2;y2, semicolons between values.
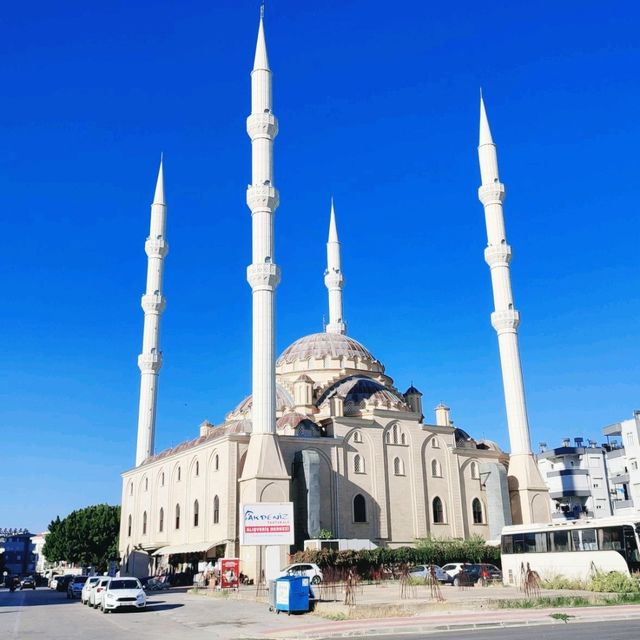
220;558;239;589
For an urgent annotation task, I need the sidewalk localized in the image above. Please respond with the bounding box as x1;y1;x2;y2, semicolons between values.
259;603;640;639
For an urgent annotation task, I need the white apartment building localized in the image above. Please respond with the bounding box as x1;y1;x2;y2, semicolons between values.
537;438;612;520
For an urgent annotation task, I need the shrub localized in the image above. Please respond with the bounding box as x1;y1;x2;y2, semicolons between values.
540;575;586;591
588;570;640;593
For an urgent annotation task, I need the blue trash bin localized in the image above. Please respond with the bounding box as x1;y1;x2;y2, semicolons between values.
274;575;310;614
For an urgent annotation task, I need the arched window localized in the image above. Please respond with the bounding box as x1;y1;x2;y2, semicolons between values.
161;472;165;487
385;431;390;444
432;437;440;449
142;511;147;535
215;454;219;471
393;457;404;476
433;497;444;523
193;500;199;527
470;461;479;480
354;454;364;474
127;515;132;537
353;494;367;523
472;498;483;524
129;482;133;496
175;504;181;530
177;467;181;482
392;424;399;444
144;477;148;492
431;459;442;477
159;508;164;533
401;433;407;445
213;496;220;524
353;431;362;443
195;461;199;476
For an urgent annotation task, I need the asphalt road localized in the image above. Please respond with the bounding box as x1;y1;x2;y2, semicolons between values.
337;621;640;640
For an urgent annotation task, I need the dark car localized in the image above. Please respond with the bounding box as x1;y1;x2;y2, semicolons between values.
453;563;502;586
20;576;36;590
67;575;88;599
56;575;74;592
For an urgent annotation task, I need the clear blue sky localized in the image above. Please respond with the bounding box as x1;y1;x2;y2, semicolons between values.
1;1;638;533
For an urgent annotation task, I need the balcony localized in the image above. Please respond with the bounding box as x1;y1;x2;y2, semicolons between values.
606;447;626;460
551;510;594;521
613;500;634;511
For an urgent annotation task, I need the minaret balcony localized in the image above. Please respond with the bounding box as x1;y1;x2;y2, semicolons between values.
138;352;163;373
247;262;281;291
246;113;278;140
324;271;344;288
247;184;279;212
491;309;520;332
141;293;166;314
145;238;169;258
478;182;506;206
484;244;512;267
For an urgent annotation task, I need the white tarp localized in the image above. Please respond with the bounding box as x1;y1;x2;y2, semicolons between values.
152;541;222;556
239;502;294;546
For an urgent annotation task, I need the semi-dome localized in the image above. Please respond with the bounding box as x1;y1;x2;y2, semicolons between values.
318;375;408;415
277;332;380;366
229;384;294;418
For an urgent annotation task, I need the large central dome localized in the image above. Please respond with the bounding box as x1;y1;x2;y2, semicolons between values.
277;332;378;366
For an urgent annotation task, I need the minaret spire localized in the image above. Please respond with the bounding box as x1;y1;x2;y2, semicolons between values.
135;157;169;466
477;96;550;524
324;198;346;334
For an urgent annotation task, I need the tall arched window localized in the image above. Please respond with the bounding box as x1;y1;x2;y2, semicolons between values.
472;498;483;524
431;459;442;477
177;467;181;482
144;477;148;491
175;504;181;530
353;431;362;443
431;437;440;448
142;511;147;535
213;496;220;524
354;454;364;474
353;494;367;523
432;497;444;523
193;500;199;527
401;433;407;445
161;472;165;487
385;431;390;444
195;461;200;476
392;424;399;444
129;482;133;496
470;461;479;479
159;508;164;533
127;515;132;537
215;454;219;471
393;457;404;476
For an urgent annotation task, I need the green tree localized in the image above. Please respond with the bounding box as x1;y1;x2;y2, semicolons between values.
43;505;120;571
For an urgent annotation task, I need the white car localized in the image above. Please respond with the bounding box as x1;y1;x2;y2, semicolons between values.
440;563;466;579
81;577;101;604
408;564;453;584
279;563;323;584
101;578;146;613
89;577;111;608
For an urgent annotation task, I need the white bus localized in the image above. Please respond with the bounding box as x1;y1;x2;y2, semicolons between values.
500;516;640;585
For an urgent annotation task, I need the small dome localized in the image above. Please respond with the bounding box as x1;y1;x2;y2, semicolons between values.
318;375;408;415
277;412;321;437
405;385;422;396
454;427;478;449
230;384;294;417
277;332;380;367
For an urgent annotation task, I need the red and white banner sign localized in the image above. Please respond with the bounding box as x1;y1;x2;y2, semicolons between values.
240;502;294;546
220;558;239;589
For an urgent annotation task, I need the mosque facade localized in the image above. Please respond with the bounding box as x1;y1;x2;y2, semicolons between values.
119;13;548;579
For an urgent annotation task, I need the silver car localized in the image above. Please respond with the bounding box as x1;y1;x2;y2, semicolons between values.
408;564;452;584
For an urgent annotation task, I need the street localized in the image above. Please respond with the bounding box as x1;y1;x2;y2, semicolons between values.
1;586;640;640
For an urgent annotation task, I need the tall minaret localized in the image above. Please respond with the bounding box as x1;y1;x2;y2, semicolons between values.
324;199;346;334
239;8;289;583
135;158;168;466
477;95;550;524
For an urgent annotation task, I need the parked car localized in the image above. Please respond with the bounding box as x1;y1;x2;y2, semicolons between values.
442;563;503;586
89;577;111;609
55;575;74;592
474;564;503;583
408;564;452;584
81;577;101;604
278;563;323;584
67;575;88;599
49;575;62;590
440;563;466;580
19;576;36;590
101;578;146;613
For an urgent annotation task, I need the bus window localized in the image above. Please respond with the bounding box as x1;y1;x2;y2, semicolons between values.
599;527;623;551
502;535;513;554
551;530;570;552
622;525;640;569
524;533;537;553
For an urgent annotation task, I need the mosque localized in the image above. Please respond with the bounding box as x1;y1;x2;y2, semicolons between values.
119;13;550;579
